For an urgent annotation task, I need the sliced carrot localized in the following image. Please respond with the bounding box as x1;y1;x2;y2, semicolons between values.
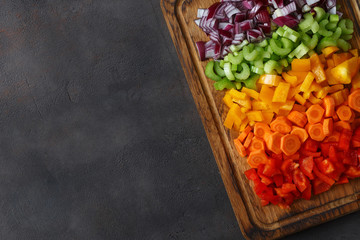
234;139;247;157
238;126;252;143
324;131;340;142
323;118;333;137
332;113;339;122
304;101;313;109
348;89;360;112
243;132;254;149
270;116;292;134
253;122;270;139
266;132;284;155
306;104;325;124
287;111;308;128
307;123;326;141
280;134;301;156
292;59;311;72
349;111;356;123
291;126;309;143
323;95;336;118
336;105;353;121
322;46;339;58
247;150;269;168
333;121;351;132
248;137;266;152
292;104;307;113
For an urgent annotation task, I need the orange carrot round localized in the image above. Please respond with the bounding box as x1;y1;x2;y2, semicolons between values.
266;132;284;155
336;105;353;121
249;137;265;152
234;139;247;157
307;123;326;141
306;104;325;124
243;132;254;149
270;116;292;134
290;126;309;143
324;131;340;142
247;150;269;168
323;96;335;118
348;89;360;112
333;121;351;132
254;122;271;139
287;111;308;127
323;118;333;136
280;134;301;156
238;126;252;143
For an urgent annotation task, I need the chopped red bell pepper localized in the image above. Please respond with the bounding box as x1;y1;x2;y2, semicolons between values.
344;165;360;178
273;174;284;187
293;168;310;192
281;159;298;183
336;175;349;185
263;158;281;177
313;178;332;195
245;168;259;181
300;156;314;180
313;164;335;186
281;183;297;193
303;139;319;152
327;161;346;181
320;142;339;157
301;185;312;200
261;199;270;206
318;159;335;175
328;146;338;162
342;149;358;166
338;129;353;151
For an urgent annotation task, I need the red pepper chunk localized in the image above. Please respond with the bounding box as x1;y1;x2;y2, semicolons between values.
345;166;360;178
244;169;259;181
320;142;339;157
338;129;353;151
313;164;335;186
273;174;284;188
293;168;310;192
328;146;338;162
301;185;312;200
342;149;358;166
303;138;319;152
318;159;335;175
300;156;315;180
313;178;332;195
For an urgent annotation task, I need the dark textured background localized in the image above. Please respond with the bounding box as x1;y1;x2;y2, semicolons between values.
0;0;359;239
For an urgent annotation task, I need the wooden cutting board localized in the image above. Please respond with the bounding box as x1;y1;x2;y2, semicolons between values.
161;0;360;239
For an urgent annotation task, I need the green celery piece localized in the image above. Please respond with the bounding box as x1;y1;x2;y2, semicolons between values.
311;21;320;34
235;82;242;90
257;39;268;48
243;44;262;61
318;19;333;37
214;61;225;77
269;38;293;57
279;59;288;68
339;19;354;35
289;42;309;59
220;60;225;68
205;61;222;81
342;34;353;41
276;27;285;37
329;14;340;23
223;63;235;81
299;13;314;32
270;54;281;61
241;74;259;91
308;50;315;56
337;39;351;51
224;55;229;62
331;27;342;40
301;32;311;43
314;7;326;22
326;22;338;31
307;33;319;50
214;78;235;90
230;40;249;53
251;66;264;75
266;45;273;55
264;60;280;74
272;32;279;40
316;37;337;52
231;63;238;72
283;25;301;42
235;63;250;80
262;51;271;59
228;51;244;65
254;59;264;68
254;46;264;61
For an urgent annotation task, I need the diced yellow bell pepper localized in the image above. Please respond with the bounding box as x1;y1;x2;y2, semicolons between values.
241;87;259;100
234;96;251;109
331;90;346;106
272;82;290;103
249;121;256;127
224;113;235;129
258;74;281;86
328;84;344;93
325;68;340;85
288;84;302;100
352;72;360;90
282;72;298;87
246;111;264;122
280;100;295;111
241;107;249;113
252;101;269;110
229;89;247;100
303;91;311;100
331;57;359;84
299;72;315;92
239;118;249;132
259;85;275;105
314;86;330;99
309;93;323;105
223;104;245;129
294;94;306;105
261;111;274;124
271;102;282;114
223;93;234;108
309;82;322;92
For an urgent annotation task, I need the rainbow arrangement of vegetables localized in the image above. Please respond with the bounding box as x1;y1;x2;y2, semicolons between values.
195;0;360;209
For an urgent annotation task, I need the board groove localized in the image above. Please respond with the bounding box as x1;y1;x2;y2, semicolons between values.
161;0;360;239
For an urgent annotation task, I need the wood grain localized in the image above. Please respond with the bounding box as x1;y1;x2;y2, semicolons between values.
161;0;360;239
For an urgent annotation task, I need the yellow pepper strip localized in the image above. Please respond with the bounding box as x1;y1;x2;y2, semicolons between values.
278;100;295;116
328;84;344;93
288;84;302;100
259;85;275;106
352;72;360;89
239;118;249;132
295;94;306;105
258;74;281;86
249;121;256;127
234;96;251;109
241;87;259;100
261;111;274;124
271;102;282;114
300;72;315;92
233;120;242;131
303;91;311;100
325;68;339;85
310;82;322;92
321;46;340;58
331;57;359;84
223;104;246;129
246;111;264;122
282;72;298;87
229;89;247;100
273;82;291;103
310;53;327;83
331;90;346;106
252;101;269;111
223;93;233;108
309;93;323;105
